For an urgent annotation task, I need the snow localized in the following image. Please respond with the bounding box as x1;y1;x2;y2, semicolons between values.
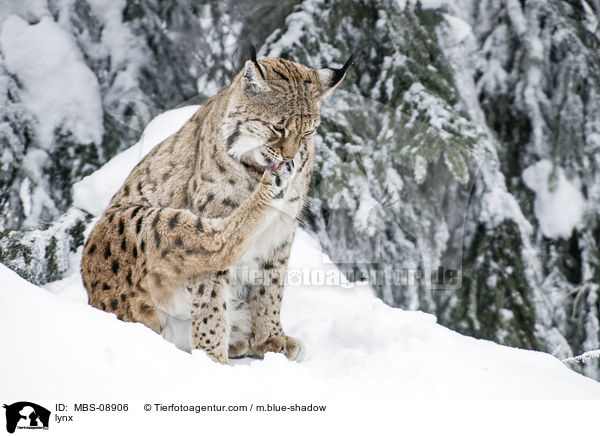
2;106;600;410
413;153;427;183
86;0;131;66
442;14;472;43
263;0;324;62
84;0;147;109
354;187;379;234
0;15;103;149
523;159;585;239
582;1;599;35
2;226;600;404
416;0;449;9
20;148;61;226
0;0;50;26
18;177;32;219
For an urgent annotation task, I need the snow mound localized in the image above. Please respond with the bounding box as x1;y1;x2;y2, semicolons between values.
1;230;599;401
523;159;585;239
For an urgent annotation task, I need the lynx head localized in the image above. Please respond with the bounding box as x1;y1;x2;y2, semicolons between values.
223;49;354;170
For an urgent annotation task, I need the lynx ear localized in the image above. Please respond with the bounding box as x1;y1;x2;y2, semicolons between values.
244;60;267;94
244;44;267;95
317;52;356;98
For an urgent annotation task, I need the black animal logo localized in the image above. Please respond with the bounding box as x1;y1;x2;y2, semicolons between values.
3;402;50;433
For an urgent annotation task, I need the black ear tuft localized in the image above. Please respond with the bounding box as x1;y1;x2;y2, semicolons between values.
248;43;266;80
342;51;357;72
330;51;357;87
316;51;357;98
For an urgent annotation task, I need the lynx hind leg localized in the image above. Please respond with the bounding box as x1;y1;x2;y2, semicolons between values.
186;271;230;364
249;246;305;361
227;284;253;359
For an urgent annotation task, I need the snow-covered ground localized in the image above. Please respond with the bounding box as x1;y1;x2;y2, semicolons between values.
3;229;600;400
2;106;599;434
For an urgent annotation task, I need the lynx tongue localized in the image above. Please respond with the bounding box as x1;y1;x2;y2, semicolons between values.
267;161;281;171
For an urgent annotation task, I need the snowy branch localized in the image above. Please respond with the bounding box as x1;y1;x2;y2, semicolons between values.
562;350;600;365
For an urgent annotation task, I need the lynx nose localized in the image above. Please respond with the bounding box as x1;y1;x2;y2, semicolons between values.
277;134;302;161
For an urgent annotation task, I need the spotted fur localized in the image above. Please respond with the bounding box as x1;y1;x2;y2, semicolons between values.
81;54;348;364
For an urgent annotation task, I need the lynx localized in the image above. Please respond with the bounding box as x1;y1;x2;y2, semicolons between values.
80;48;352;364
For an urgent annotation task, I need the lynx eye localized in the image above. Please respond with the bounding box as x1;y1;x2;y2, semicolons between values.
302;129;316;137
269;125;286;136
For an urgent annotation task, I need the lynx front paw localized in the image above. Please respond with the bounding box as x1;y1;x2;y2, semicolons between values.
269;160;296;199
251;335;305;361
